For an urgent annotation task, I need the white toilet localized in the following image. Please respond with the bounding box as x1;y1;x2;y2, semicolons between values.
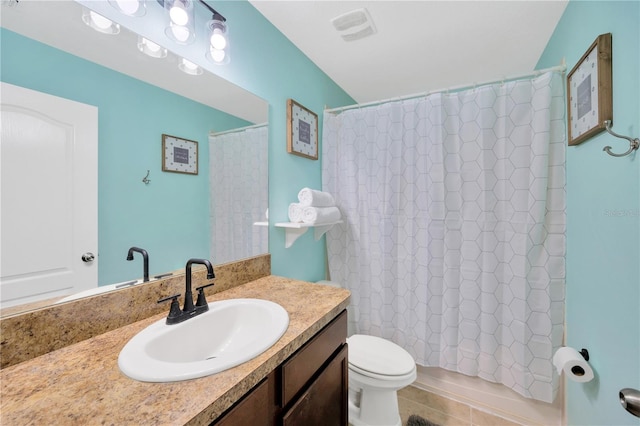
347;334;417;426
316;281;417;426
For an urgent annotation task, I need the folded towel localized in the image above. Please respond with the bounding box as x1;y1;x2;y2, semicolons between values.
298;188;335;207
288;203;304;223
302;206;341;225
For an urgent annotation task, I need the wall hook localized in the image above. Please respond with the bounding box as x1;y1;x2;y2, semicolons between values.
603;120;639;157
142;170;151;184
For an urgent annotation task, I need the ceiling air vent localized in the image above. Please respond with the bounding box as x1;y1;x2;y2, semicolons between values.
330;8;376;42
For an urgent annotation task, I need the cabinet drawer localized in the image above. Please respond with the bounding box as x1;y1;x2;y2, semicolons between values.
281;310;347;407
282;343;348;426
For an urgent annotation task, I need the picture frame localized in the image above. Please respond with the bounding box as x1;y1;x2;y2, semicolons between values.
162;134;198;175
287;99;318;160
567;33;613;146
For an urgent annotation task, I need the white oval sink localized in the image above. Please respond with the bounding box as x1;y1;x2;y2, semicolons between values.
118;298;289;382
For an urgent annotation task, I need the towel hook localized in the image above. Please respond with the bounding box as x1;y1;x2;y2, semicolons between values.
142;170;151;184
602;120;639;157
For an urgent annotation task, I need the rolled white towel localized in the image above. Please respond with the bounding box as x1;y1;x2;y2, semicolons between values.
302;206;341;225
298;188;335;207
288;203;304;223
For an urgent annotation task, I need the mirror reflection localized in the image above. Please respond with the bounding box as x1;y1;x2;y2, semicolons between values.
0;1;269;316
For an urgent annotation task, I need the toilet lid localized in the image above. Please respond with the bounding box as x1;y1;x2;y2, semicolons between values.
347;334;415;377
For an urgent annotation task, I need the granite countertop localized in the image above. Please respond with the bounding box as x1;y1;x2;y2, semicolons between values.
0;276;350;425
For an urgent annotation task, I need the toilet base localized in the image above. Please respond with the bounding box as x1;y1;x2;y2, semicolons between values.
348;378;407;426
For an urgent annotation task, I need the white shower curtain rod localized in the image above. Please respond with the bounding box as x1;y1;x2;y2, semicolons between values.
325;62;567;115
209;122;268;137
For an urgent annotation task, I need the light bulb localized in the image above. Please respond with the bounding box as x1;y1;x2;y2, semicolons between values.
90;11;113;30
169;5;189;26
210;29;227;50
181;59;198;71
209;47;226;63
169;25;191;43
143;39;161;52
137;36;167;58
82;7;120;34
116;0;139;15
179;58;202;75
109;0;145;17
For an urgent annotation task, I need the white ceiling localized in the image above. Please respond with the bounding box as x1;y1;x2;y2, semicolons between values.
2;1;568;114
249;0;568;104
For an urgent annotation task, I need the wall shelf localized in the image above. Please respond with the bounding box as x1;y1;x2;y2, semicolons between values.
275;221;342;248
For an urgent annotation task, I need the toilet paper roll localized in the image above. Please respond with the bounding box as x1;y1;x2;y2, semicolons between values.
552;347;594;383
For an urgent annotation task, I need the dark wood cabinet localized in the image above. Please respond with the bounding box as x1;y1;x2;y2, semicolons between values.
213;374;277;426
213;310;348;426
282;344;348;426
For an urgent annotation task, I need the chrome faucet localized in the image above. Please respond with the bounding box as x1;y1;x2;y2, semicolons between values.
126;247;149;282
158;258;215;325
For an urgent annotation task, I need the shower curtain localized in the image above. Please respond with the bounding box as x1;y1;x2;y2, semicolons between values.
209;124;268;264
322;72;565;403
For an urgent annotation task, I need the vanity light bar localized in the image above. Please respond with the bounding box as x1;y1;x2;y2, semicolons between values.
91;0;230;68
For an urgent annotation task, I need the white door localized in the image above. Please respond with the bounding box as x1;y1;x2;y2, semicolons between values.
0;82;98;309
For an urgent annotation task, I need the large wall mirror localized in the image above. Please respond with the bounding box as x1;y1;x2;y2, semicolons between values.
0;1;269;316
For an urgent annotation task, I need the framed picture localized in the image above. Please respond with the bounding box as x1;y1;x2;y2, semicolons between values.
287;99;318;160
162;134;198;175
567;33;612;146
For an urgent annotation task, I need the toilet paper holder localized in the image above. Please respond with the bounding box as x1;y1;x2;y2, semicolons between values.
620;388;640;418
579;348;589;361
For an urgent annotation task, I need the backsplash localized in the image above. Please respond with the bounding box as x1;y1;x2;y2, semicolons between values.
0;254;270;369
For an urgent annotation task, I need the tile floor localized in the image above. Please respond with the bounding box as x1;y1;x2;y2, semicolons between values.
398;385;526;426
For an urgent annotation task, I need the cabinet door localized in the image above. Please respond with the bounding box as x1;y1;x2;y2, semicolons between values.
282;344;348;426
281;310;347;407
213;372;277;426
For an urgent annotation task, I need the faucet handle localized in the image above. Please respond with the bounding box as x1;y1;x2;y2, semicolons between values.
158;294;182;322
195;283;215;307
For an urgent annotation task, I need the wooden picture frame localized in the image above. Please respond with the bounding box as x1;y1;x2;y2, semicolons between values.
162;134;198;175
567;33;612;146
287;99;318;160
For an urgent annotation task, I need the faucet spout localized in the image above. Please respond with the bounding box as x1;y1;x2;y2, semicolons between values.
126;247;149;282
184;258;215;313
159;258;215;325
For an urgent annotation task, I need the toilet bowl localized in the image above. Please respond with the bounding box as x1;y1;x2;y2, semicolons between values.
347;334;417;426
316;280;417;425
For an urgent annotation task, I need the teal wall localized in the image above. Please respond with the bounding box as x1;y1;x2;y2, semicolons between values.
197;1;355;280
537;1;640;424
1;28;250;284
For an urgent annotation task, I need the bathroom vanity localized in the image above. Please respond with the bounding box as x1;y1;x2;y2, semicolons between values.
0;275;350;425
215;310;348;425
